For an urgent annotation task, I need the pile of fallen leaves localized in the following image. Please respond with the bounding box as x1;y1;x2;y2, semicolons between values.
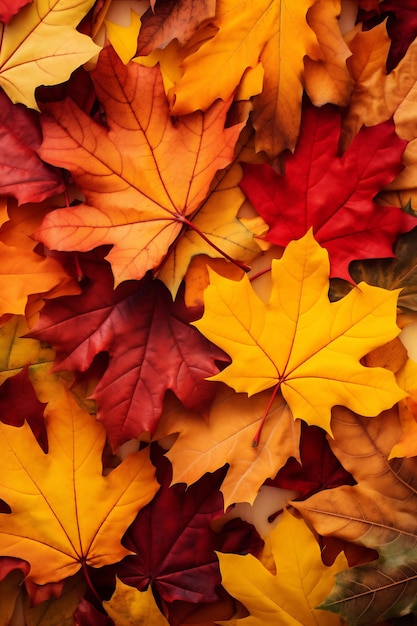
2;0;417;624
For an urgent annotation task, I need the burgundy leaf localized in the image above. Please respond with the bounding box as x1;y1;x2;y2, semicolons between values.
29;252;228;448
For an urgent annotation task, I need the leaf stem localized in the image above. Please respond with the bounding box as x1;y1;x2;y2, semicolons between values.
180;216;251;273
252;382;281;447
81;559;102;605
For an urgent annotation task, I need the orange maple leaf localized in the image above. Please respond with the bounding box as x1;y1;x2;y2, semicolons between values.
35;45;243;286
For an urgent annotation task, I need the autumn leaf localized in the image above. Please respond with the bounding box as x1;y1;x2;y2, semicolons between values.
218;509;348;626
267;421;355;499
303;0;353;107
170;0;321;156
156;385;300;509
0;365;47;450
29;253;227;447
36;45;243;286
293;404;417;625
136;0;216;55
194;230;405;435
0;0;101;109
103;446;261;606
103;578;169;626
0;315;54;385
0;376;159;585
0;90;64;204
240;105;417;282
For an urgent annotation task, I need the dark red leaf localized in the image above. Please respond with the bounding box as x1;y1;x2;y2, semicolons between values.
240;105;416;282
0;366;47;451
266;421;355;499
0;90;64;204
29;252;228;448
114;445;262;604
73;598;111;626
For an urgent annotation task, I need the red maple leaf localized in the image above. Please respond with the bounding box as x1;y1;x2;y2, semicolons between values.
240;105;417;282
112;445;262;604
29;251;228;448
0;90;64;204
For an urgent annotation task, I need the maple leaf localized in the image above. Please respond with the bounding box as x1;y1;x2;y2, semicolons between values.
293;404;417;625
0;0;101;109
218;509;348;626
103;578;170;626
137;0;216;55
0;90;64;204
169;0;321;156
112;445;262;603
0;377;159;585
35;45;243;286
240;105;417;282
0;0;31;23
194;230;405;435
29;253;227;447
156;385;300;509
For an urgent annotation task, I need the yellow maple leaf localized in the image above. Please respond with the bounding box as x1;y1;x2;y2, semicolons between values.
0;0;101;110
217;509;347;626
194;230;405;434
103;578;170;626
0;380;159;585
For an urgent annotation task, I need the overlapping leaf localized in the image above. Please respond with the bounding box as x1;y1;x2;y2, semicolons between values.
170;0;321;156
36;45;243;286
156;385;300;509
0;0;101;109
0;90;64;204
29;252;227;447
194;230;405;434
113;446;262;604
218;509;348;626
240;105;417;282
293;405;417;625
0;375;159;585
